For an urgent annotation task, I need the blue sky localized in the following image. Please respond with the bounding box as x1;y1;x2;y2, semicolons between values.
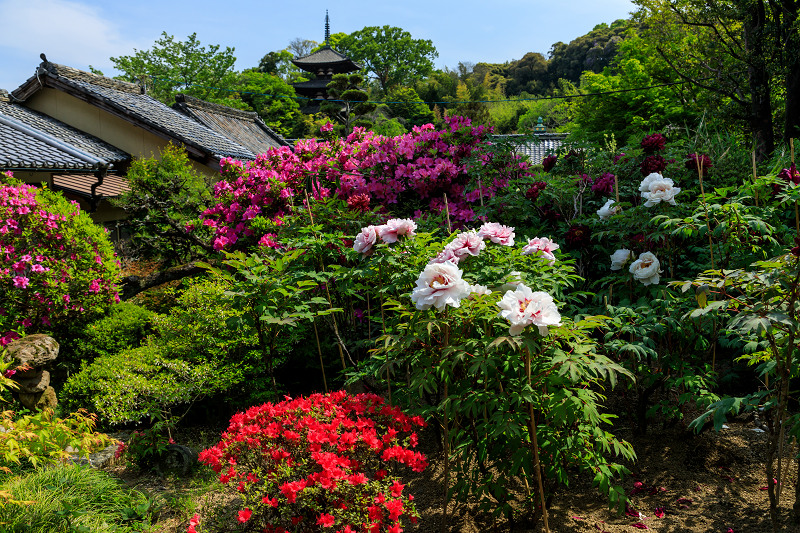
0;0;636;91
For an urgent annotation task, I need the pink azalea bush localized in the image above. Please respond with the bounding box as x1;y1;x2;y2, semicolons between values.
197;391;426;533
198;117;533;250
0;173;120;344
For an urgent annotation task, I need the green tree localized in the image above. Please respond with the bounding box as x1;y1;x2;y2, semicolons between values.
110;32;238;105
386;86;435;128
506;52;549;96
546;20;632;88
234;69;307;138
113;144;215;266
633;0;800;158
337;25;438;94
320;73;377;133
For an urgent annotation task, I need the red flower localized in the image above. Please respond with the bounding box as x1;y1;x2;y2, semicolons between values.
640;155;668;175
317;513;335;528
542;154;558;172
640;133;666;153
685;153;712;176
237;508;252;523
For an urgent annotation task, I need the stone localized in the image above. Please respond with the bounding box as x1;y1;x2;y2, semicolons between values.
19;386;57;411
16;370;49;394
6;334;59;368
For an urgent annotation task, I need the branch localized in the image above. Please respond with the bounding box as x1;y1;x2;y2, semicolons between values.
119;261;208;300
656;47;749;107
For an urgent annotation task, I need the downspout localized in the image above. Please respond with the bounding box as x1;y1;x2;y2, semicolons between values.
89;164;109;213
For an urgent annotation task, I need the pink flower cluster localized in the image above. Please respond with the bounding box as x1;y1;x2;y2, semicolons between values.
198;117;533;250
198;391;426;533
1;174;120;342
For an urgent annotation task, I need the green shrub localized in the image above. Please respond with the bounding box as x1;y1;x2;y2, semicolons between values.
0;464;152;532
77;302;155;362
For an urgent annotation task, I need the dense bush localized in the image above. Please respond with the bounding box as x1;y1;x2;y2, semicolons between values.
0;172;120;346
198;391;426;533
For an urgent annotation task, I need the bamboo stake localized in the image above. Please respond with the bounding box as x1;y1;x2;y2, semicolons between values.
614;173;620;204
443;193;452;234
525;348;550;533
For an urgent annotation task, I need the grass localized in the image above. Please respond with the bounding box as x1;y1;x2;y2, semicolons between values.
0;463;153;533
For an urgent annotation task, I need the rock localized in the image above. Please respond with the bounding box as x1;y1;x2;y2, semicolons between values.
6;334;59;367
16;370;49;394
19;385;57;410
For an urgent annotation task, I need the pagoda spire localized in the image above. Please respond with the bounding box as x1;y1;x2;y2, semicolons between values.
324;10;330;45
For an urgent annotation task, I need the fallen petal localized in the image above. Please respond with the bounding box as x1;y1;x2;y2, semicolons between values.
676;497;693;505
654;507;665;518
571;516;583;520
632;523;649;529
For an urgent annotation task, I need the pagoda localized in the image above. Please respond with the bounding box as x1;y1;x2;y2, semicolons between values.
292;11;361;113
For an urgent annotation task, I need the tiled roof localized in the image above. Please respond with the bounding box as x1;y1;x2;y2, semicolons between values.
492;134;567;165
0;101;128;170
13;62;257;163
173;94;288;156
0;101;128;165
292;46;360;73
53;173;130;198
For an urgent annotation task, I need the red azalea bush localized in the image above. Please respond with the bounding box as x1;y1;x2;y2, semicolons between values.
198;391;427;533
0;172;120;345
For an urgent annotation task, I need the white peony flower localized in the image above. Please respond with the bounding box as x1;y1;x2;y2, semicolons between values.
629;251;661;285
639;173;681;207
468;284;493;298
597;199;620;220
521;237;560;266
609;249;632;271
379;218;417;243
353;225;380;254
410;261;472;310
497;283;562;336
477;222;515;246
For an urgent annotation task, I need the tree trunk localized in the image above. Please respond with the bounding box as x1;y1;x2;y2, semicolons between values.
781;0;800;142
744;0;775;161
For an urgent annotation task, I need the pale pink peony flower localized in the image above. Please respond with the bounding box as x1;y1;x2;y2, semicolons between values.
447;230;485;258
379;218;417;243
497;284;561;336
639;173;681;207
354;225;380;254
477;222;515;246
522;237;560;266
610;249;632;271
629;251;661;285
429;246;460;265
410;261;472;311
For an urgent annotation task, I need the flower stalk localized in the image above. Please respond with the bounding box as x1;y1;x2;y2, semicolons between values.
525;347;550;533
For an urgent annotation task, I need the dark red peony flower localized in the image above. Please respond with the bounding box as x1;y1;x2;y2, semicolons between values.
591;173;615;196
541;154;558;172
640;133;666;153
640;155;668;176
347;193;371;212
525;181;547;201
685;153;713;176
564;224;591;248
778;163;800;185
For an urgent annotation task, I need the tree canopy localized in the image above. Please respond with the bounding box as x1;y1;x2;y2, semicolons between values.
337;25;438;94
110;32;238;105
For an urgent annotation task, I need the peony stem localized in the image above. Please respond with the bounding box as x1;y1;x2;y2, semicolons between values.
378;262;390;404
312;318;328;393
752;151;759;207
525;348;550;533
696;156;716;270
441;322;451;533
